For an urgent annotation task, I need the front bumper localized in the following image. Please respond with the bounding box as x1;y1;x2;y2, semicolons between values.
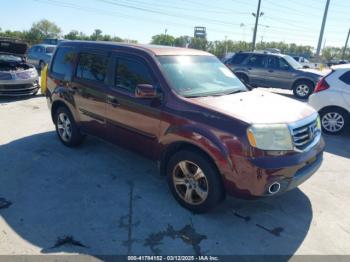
0;78;39;96
224;137;325;198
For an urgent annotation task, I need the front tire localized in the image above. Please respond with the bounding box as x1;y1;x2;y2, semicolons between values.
166;150;224;213
320;108;349;135
293;80;314;99
54;106;85;147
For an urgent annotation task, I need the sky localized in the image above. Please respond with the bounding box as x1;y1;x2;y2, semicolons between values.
1;0;349;49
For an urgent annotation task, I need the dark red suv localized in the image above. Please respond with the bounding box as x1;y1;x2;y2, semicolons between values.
46;41;325;212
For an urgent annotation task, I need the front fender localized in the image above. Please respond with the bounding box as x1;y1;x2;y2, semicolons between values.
159;124;234;178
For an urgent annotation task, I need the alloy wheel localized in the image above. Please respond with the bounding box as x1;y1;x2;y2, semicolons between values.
57;112;72;142
172;160;209;205
295;84;310;98
322;112;345;133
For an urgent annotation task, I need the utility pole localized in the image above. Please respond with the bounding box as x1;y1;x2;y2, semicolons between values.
342;28;350;60
225;36;228;56
316;0;330;57
252;0;263;51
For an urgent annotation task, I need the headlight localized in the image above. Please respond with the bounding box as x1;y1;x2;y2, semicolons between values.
247;124;293;151
29;69;38;77
316;115;321;130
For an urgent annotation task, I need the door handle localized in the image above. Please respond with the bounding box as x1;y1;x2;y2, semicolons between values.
268;69;274;72
247;67;252;70
107;95;119;107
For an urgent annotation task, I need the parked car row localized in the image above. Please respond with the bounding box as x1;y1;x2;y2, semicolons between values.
2;38;349;137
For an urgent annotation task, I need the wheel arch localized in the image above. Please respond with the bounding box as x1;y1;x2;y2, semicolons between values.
319;105;350;117
159;141;227;197
292;78;315;89
51;100;73;123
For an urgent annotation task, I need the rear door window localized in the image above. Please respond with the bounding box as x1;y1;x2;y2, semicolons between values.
245;54;264;67
231;53;248;64
339;71;350;85
51;47;76;80
76;53;109;83
114;57;154;93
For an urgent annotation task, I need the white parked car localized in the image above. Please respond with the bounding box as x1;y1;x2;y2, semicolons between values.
293;56;320;69
309;64;350;134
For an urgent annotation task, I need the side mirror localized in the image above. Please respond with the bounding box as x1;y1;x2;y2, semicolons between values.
135;84;157;98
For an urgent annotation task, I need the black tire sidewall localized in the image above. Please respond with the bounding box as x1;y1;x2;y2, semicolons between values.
166;150;224;213
54;107;83;147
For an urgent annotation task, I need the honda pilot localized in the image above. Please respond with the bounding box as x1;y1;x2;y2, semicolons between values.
46;41;325;212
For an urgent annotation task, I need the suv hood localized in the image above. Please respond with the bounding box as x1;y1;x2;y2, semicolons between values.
0;40;28;57
298;68;324;76
191;90;316;124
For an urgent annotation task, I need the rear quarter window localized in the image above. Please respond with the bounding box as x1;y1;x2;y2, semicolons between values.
339;71;350;85
51;47;76;80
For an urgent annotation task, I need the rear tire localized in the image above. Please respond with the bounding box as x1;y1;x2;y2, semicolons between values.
54;106;85;147
320;108;349;135
166;150;224;213
293;80;314;99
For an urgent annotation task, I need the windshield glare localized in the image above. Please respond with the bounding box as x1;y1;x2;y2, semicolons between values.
158;55;246;97
284;55;302;69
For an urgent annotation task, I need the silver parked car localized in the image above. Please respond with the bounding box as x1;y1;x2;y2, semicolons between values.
27;44;55;70
0;39;39;96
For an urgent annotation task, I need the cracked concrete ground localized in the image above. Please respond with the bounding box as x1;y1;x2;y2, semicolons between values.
0;93;350;257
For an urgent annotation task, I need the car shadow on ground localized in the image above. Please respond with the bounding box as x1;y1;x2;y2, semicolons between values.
323;133;350;158
0;131;313;256
0;94;44;104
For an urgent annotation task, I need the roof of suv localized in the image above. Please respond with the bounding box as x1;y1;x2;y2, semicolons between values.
59;41;213;56
237;51;286;58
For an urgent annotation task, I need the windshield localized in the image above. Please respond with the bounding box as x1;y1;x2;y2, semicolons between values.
284;55;302;69
45;46;55;54
158;55;246;97
0;54;22;62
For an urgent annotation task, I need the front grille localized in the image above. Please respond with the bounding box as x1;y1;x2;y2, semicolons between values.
291;119;320;151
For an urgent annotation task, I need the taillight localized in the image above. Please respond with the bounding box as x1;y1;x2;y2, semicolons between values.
314;77;329;93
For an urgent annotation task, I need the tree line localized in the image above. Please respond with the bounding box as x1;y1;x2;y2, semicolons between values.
0;19;348;61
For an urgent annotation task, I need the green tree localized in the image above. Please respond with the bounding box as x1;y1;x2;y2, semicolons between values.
174;35;191;47
151;34;175;46
189;37;208;51
30;19;61;39
90;29;103;41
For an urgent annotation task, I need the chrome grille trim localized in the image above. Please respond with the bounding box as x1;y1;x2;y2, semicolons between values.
288;113;321;152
